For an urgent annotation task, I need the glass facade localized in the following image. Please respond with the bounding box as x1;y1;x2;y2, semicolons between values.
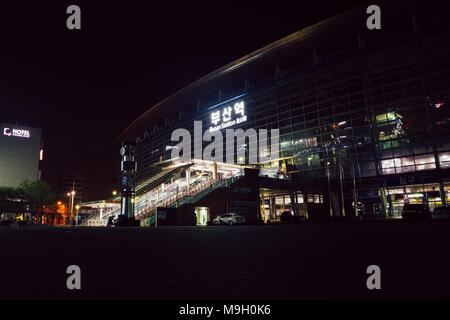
131;10;450;217
0;123;42;188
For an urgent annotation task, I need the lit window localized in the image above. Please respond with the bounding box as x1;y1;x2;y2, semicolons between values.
439;152;450;168
380;154;436;175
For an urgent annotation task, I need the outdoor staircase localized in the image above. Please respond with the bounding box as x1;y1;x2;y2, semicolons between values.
136;169;245;219
84;169;245;226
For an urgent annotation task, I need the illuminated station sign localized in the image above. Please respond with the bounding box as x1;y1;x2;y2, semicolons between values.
3;127;31;138
209;101;247;132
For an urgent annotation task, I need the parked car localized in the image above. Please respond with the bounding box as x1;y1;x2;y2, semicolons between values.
213;213;246;225
280;211;306;224
0;219;13;227
432;206;450;220
401;204;431;221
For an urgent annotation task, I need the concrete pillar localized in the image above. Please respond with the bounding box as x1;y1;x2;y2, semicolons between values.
271;196;276;219
331;192;340;217
290;191;299;216
304;193;308;218
439;181;447;207
380;187;389;217
261;194;266;223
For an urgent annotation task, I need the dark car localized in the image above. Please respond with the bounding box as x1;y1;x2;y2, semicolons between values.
280;211;306;224
432;206;450;220
0;219;13;227
401;204;431;221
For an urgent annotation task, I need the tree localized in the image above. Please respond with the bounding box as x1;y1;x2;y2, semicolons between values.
18;180;54;223
0;186;25;215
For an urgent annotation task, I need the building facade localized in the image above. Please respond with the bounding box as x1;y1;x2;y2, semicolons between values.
0;123;42;188
118;2;450;220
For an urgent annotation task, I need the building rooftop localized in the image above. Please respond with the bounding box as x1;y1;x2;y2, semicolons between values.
118;0;448;142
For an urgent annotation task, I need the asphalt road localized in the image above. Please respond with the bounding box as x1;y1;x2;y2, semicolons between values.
1;220;450;299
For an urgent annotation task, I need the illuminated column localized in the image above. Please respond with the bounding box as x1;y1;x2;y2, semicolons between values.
186;168;191;191
261;194;266;223
211;162;218;180
120;142;136;218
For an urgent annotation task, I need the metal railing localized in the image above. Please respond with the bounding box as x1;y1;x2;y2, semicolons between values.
84;169;245;225
170;170;245;208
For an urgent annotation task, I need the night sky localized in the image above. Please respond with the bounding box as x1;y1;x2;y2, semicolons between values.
0;1;368;201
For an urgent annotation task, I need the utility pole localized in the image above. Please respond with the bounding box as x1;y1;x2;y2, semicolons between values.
67;180;75;225
352;160;358;217
71;181;75;216
119;142;139;226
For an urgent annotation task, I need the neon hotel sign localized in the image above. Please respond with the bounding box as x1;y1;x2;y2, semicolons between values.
3;127;30;138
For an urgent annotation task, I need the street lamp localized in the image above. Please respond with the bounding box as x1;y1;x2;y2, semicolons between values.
75;205;80;226
67;191;75;225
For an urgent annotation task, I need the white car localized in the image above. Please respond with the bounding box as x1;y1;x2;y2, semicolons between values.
213;213;246;225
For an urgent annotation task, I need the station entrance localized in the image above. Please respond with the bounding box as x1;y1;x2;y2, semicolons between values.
195;207;209;225
259;188;324;222
385;182;449;216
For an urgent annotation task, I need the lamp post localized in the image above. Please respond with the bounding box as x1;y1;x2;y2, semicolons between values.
75;205;80;226
67;190;75;225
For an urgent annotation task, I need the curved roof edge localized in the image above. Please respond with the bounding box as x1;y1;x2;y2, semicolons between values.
117;4;362;142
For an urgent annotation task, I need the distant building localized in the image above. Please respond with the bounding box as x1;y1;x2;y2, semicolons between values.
0;123;42;188
61;174;84;203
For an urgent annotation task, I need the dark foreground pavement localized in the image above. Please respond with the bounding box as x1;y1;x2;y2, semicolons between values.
1;220;450;299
